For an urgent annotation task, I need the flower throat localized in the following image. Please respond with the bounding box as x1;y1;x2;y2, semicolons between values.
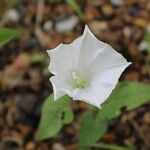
72;70;88;89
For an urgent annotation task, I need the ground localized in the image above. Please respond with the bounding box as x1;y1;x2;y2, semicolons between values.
0;0;150;149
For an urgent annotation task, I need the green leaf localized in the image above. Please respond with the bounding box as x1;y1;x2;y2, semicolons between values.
79;111;108;148
35;94;73;140
144;33;150;55
63;109;74;124
144;33;150;41
91;143;133;150
0;28;21;47
80;81;150;148
66;0;85;21
98;81;150;121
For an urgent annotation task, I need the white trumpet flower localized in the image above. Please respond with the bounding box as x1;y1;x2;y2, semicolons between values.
47;25;131;108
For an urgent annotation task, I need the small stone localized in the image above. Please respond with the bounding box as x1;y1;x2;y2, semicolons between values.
129;6;140;16
141;66;149;76
125;0;138;5
43;20;53;31
144;112;150;124
139;40;148;51
2;131;23;148
109;0;124;7
15;93;38;115
25;141;36;150
101;4;115;16
134;17;148;28
55;16;78;32
128;43;139;57
123;26;132;38
131;27;143;41
89;21;108;36
3;9;20;22
85;6;99;21
146;23;150;33
89;0;103;6
52;143;65;150
17;123;32;138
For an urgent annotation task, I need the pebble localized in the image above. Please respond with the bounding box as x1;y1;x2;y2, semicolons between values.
139;40;148;51
15;94;38;115
1;131;23;149
55;15;78;32
25;141;36;150
128;43;140;57
129;6;140;16
89;21;108;36
3;9;20;22
43;20;53;31
125;0;139;5
109;0;124;7
134;17;148;28
17;123;33;138
146;23;150;33
85;6;99;21
52;143;65;150
143;112;150;124
101;4;115;16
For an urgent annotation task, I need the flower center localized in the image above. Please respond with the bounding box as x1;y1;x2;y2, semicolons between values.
71;70;88;89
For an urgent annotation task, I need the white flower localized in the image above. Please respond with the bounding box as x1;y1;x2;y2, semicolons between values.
47;25;131;108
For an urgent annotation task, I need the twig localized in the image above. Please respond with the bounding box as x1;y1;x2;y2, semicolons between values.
36;0;45;26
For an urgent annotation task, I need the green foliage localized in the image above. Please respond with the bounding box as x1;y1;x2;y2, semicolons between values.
66;0;85;21
98;81;150;120
92;143;133;150
80;111;108;148
80;81;150;148
144;33;150;55
0;28;21;47
35;94;73;140
145;33;150;41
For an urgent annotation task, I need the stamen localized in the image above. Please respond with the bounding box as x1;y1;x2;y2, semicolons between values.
71;70;88;88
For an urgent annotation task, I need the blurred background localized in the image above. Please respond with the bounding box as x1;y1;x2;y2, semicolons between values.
0;0;150;149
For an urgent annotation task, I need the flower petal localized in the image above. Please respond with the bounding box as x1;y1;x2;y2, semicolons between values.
89;45;132;76
72;87;101;108
47;35;83;76
47;25;132;107
90;63;131;105
77;25;107;72
50;76;74;100
72;63;130;108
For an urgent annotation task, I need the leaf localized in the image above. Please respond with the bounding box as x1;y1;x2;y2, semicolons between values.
144;33;150;55
80;81;150;148
91;143;133;150
97;81;150;121
0;28;21;47
66;0;85;21
144;33;150;41
79;111;108;148
35;94;73;140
